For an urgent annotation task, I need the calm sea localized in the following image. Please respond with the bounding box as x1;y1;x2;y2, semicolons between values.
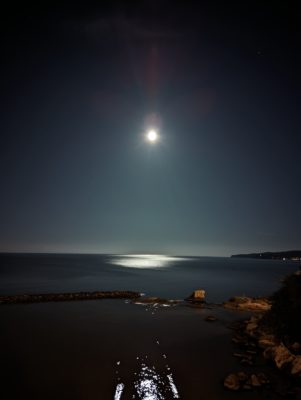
0;253;298;302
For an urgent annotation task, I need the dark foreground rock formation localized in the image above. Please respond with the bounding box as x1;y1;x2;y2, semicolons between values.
224;274;301;397
225;314;301;397
0;291;141;304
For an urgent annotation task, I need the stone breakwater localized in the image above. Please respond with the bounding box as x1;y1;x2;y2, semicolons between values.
0;291;141;304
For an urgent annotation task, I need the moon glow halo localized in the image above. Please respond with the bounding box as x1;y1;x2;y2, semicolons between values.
146;130;158;142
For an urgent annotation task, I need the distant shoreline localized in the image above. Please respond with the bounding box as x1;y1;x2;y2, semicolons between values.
231;250;301;261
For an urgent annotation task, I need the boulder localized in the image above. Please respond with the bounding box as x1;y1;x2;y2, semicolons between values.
186;289;206;303
191;290;205;299
223;296;271;311
291;356;301;376
224;371;268;391
249;374;261;387
258;334;277;349
245;321;259;335
237;371;248;381
274;345;295;369
224;374;240;391
264;344;295;369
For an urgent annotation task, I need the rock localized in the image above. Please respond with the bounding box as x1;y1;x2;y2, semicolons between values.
187;289;206;302
224;371;269;392
224;296;271;311
246;321;259;335
224;374;240;391
258;334;277;349
263;346;274;360
257;372;269;384
237;371;248;381
264;344;295;369
205;315;217;322
227;296;249;305
250;374;261;387
274;345;295;369
291;356;301;376
186;289;206;304
246;350;257;355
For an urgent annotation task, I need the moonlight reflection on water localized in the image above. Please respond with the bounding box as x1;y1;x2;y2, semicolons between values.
109;254;191;269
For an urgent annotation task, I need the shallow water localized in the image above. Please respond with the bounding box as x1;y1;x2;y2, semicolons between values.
0;253;298;302
0;300;258;400
0;253;299;399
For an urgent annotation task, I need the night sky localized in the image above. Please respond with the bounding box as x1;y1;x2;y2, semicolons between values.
0;1;300;256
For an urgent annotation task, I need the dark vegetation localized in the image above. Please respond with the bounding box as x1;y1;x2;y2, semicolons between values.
262;272;301;344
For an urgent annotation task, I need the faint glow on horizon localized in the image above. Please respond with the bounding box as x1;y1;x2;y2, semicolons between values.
109;254;190;269
146;129;158;142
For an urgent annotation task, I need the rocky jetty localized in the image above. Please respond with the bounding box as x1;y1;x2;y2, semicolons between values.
0;290;141;304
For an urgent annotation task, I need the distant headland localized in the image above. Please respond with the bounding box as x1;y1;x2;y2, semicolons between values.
231;250;301;261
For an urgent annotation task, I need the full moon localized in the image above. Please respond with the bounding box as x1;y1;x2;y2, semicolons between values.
146;130;158;142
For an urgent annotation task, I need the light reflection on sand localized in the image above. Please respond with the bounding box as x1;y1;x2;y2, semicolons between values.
114;355;180;399
109;254;190;269
114;383;125;400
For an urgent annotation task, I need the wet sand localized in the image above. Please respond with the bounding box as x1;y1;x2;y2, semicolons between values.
0;299;270;399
